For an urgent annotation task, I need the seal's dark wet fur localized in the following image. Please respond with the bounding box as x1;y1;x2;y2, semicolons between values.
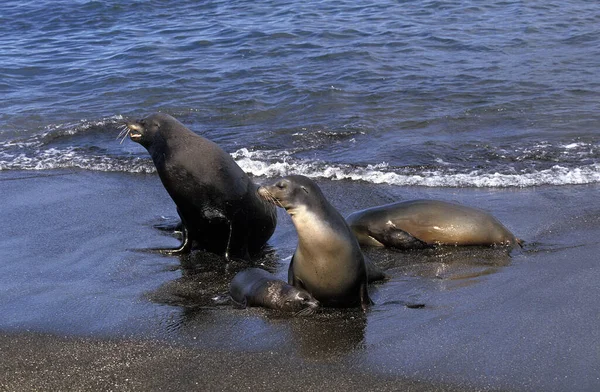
125;113;276;260
230;268;319;314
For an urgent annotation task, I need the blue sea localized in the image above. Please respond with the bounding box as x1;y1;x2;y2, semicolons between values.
1;0;599;187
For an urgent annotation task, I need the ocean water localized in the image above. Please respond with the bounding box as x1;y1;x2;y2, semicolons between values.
1;0;599;187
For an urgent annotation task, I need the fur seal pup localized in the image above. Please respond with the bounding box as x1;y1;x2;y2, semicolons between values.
230;268;319;314
121;113;276;259
258;175;372;311
346;200;520;249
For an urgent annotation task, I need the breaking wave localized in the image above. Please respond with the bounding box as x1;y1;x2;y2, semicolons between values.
1;127;600;188
232;148;600;188
0;147;155;173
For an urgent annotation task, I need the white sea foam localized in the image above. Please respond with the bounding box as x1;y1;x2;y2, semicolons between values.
0;147;155;173
2;145;600;188
231;148;600;188
562;142;585;150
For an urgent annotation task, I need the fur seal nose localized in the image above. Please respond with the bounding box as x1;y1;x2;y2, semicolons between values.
257;186;273;200
125;122;143;132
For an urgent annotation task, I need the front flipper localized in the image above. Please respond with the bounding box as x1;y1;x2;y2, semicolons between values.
153;218;183;233
288;256;307;290
370;225;430;250
157;224;192;255
287;256;295;285
224;219;233;261
230;296;248;309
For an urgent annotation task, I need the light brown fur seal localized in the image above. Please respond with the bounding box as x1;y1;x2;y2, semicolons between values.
346;200;520;249
258;175;372;311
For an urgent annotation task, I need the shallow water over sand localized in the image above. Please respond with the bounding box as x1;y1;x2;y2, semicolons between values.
1;170;598;391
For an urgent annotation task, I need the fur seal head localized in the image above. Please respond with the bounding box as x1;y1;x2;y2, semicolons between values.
257;175;326;214
273;282;320;313
122;113;194;154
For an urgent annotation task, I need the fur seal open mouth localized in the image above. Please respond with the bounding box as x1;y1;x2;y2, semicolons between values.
117;121;143;144
125;121;143;141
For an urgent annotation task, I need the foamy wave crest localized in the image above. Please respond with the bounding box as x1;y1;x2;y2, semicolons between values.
0;147;155;173
232;148;600;188
3;144;600;188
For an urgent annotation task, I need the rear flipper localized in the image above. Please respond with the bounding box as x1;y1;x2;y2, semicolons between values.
369;226;430;250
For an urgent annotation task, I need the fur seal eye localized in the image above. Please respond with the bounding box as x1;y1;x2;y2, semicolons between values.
276;182;287;189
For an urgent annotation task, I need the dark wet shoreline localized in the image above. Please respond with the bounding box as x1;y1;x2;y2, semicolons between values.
0;169;598;391
0;331;478;392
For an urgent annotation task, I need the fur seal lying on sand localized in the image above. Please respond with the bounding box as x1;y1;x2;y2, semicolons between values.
121;113;276;260
230;268;319;314
346;200;520;249
258;175;372;311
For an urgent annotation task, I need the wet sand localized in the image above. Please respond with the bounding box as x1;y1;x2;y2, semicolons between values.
0;331;468;392
0;170;598;391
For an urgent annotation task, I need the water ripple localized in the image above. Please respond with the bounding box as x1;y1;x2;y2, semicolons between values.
0;0;598;187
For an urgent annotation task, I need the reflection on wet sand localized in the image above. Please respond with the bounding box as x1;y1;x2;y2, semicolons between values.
365;246;514;283
277;310;367;360
145;235;516;357
145;246;370;360
145;246;281;307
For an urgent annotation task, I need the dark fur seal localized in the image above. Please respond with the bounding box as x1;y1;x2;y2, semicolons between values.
346;200;520;249
230;268;319;314
121;113;276;259
258;175;372;311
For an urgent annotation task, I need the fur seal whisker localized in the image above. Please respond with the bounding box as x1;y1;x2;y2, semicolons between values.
258;187;284;209
257;190;279;224
117;124;130;144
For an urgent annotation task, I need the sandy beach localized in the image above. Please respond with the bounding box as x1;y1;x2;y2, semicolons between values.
0;169;598;391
